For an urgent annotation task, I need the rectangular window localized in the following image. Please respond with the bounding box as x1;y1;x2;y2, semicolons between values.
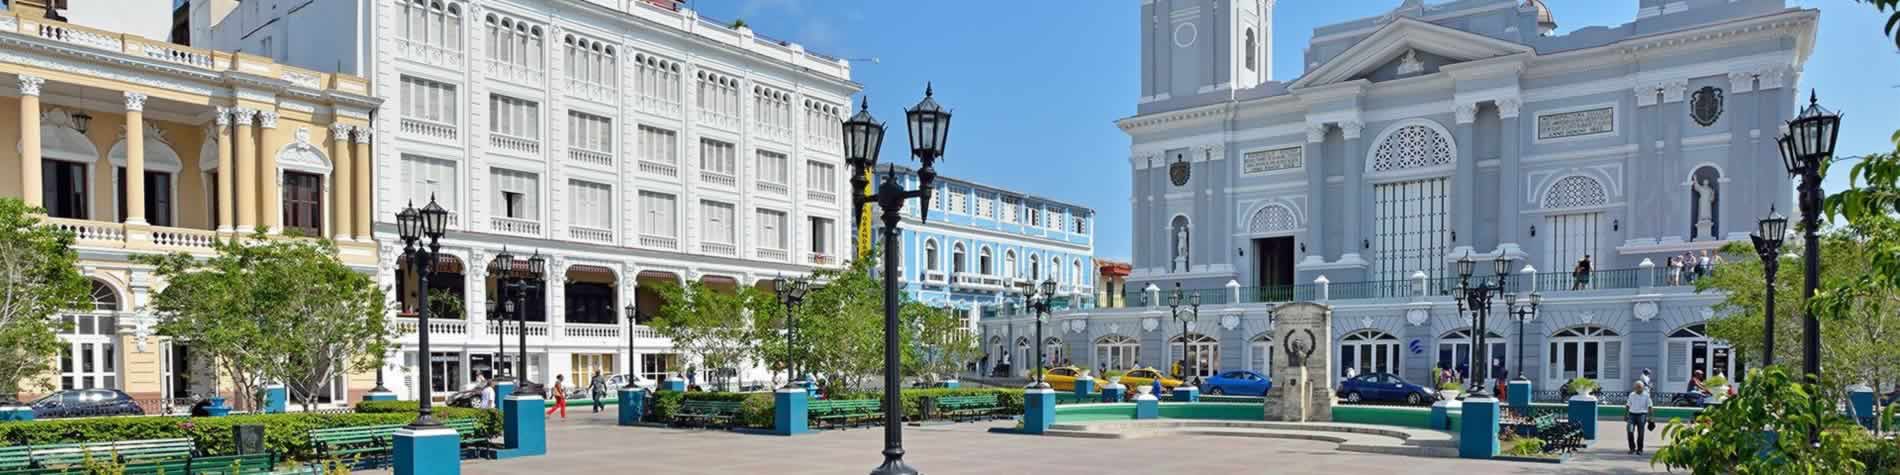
701;200;735;244
401;76;458;124
756;150;787;184
567;111;612;153
43;160;88;219
1046;207;1063;230
946;187;967;214
639;126;677;164
283;172;323;236
975;192;995;219
115;168;173;227
1073;216;1086;234
806;161;836;194
809;217;832;255
699;139;736;176
568;180;612;230
490;168;539;220
488;94;540;139
756;209;787;250
1027;203;1041;227
639;191;677;238
401;155;459;219
1373;177;1451;285
1001;196;1019;223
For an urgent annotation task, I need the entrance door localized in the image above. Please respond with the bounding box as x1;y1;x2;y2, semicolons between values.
1254;236;1295;301
1549;326;1624;391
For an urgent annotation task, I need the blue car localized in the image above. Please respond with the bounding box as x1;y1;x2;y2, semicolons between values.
1200;370;1272;396
1336;372;1434;406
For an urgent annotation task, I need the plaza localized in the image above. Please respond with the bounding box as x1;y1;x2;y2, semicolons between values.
377;407;1669;474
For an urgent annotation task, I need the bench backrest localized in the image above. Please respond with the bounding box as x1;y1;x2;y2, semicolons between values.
681;400;743;410
939;394;998;404
810;399;880;410
309;424;404;446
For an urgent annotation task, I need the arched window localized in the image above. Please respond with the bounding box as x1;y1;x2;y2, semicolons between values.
634;53;683;113
1341;329;1400;377
1543;175;1608;277
951;243;967;274
1029;253;1042;281
62;279;122;390
1436;328;1507;384
1549;325;1623;390
1042;336;1064;367
1051;257;1064;285
979;247;993;275
1003;250;1017;279
1094;335;1140;371
1247;333;1273;376
1666;324;1734;388
1248;204;1299;235
89;279;121;312
1015;336;1032;375
1073;261;1084;288
923;239;940;272
1369;121;1455;284
1243;28;1257;72
1169;333;1219;379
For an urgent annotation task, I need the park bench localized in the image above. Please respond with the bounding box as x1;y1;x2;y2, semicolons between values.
29;438;194;468
808;399;882;429
442;418;484;445
1530;414;1585;455
673;400;744;428
935;394;1001;421
309;418;486;467
0;446;29;471
122;452;277;475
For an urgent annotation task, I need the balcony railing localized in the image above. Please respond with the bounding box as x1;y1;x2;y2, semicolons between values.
397;39;463;67
756;181;788;195
1114;267;1690;308
569;148;612;167
638;160;678;177
700;171;736;188
569;226;612;243
151;227;216;249
401;118;457;141
756;247;788;261
639;234;678;250
49;217;126;243
397;318;468;335
630;325;663;340
922;270;947;283
953;273;1007;290
809;252;837;266
489;216;541;236
485;59;544;85
567;79;616;104
562;323;619;339
485;320;549;337
807;190;838;204
490;133;540;155
701;242;736;256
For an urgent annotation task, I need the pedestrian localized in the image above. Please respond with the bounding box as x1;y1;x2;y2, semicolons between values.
1640;368;1652;390
1627;381;1654;454
1682;251;1700;282
1697;250;1713;280
589;371;607;413
546;374;568;419
1666;256;1682;285
478;379;496;410
1571;255;1593;290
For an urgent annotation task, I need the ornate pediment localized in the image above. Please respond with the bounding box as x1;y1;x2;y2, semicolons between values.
1292;18;1532;90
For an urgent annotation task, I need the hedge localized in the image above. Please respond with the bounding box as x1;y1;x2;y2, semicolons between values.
829;388;1026;419
646;388;1024;428
0;408;499;462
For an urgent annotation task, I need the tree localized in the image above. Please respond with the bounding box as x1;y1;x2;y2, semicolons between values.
428;288;465;320
139;233;392;411
647;280;773;390
903;302;979;382
1654;367;1873;473
1861;0;1900;49
0;199;90;400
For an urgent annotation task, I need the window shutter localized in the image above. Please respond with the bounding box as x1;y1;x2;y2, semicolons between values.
1667;341;1688;382
1603;341;1622;381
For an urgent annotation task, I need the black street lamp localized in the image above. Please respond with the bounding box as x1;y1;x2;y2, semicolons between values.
494;249;548;396
489;299;510;381
1504;291;1541;382
1750;208;1788;368
774;275;811;389
1777;91;1836;447
397;196;450;428
1454;254;1513;397
842;85;950;475
624;303;640;389
1167;283;1201;383
1022;279;1059;390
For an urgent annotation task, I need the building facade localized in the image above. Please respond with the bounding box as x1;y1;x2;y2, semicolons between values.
208;0;859;394
984;0;1814;396
0;1;382;408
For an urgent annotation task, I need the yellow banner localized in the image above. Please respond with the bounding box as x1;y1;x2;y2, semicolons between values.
855;167;875;260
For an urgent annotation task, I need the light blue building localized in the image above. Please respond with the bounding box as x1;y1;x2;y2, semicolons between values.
874;166;1096;345
984;0;1815;398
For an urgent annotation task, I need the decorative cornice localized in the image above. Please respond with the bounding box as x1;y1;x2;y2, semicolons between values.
1116;102;1232;132
1496;98;1521;118
257;111;279;129
123;92;147;112
16;74;43;96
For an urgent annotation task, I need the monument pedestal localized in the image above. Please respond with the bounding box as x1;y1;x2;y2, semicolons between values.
1568;395;1599;440
1022;388;1056;434
1074;378;1096;398
1507;380;1532;414
1261;302;1335;423
1134;391;1159;420
1101;384;1126;403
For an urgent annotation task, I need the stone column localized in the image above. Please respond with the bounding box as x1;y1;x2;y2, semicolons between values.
232;108;258;231
256;112;281;231
1497;99;1523;254
1453;103;1477;255
1661;80;1688;241
353;128;372;240
1340;120;1365;264
214;108;234;232
330;124;354;240
123;92;149;225
1301;123;1328;265
18;75;43;208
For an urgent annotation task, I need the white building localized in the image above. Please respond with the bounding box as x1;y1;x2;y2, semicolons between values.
205;0;859;395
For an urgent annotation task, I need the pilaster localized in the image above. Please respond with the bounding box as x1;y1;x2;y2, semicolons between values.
1452;103;1477;256
123;92;149;225
1300;123;1328;265
1339;120;1365;265
1496;98;1522;255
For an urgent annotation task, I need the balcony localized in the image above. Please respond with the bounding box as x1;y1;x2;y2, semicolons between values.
922;270;947;284
700;171;736;188
638;160;679;178
807;190;838;204
809;252;837;266
485;59;544;86
396;318;468;335
756;181;787;195
489;216;541;236
953;272;1008;290
701;242;736;256
569;148;612;167
397;39;464;68
401;118;458;142
489;133;540;155
569;226;612;244
639;234;678;250
756;247;788;261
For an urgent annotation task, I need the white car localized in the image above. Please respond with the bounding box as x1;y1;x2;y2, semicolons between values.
566;373;657;399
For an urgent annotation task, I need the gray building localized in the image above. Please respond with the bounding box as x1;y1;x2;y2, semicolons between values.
983;0;1815;397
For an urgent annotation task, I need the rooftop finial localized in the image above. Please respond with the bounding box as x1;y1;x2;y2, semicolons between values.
925;82;934;97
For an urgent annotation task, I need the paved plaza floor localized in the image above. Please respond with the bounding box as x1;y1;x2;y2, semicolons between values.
373;407;1673;474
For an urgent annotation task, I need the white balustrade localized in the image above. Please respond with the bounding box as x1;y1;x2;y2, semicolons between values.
46;218;125;242
756;181;788;195
568;226;612;243
700;171;736;188
701;242;736;256
151;227;217;249
489;216;542;236
638;160;678;177
562;323;620;339
489;133;541;155
639;234;678;250
401;118;458;141
569;148;612;167
807;190;838;204
756;248;788;261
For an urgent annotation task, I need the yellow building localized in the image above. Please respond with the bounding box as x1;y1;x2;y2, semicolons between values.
0;2;382;410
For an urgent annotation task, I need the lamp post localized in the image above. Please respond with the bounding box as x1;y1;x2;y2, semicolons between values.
1023;279;1058;389
623;304;639;389
1750;208;1788;368
1777;91;1836;447
1504;291;1541;381
490;299;510;381
1167;283;1201;383
1454;254;1513;397
494;249;547;396
774;275;811;389
841;85;951;475
396;196;449;428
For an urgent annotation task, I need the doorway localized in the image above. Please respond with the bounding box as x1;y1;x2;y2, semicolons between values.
1253;236;1295;301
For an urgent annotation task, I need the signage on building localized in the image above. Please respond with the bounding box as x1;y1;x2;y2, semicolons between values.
1243;146;1303;175
1536;107;1615;140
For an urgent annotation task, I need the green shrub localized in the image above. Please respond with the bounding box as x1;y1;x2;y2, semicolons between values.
829;388;1025;419
352;401;501;436
1103;370;1126;379
738;393;775;428
650;391;684;421
1702;375;1729;389
0;409;498;462
1566;377;1598;395
1438;381;1462;391
1504;437;1546;456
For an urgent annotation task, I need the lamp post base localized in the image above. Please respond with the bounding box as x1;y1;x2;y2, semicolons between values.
871;458;919;475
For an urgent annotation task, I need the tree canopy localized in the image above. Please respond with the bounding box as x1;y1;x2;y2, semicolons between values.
0;199;90;400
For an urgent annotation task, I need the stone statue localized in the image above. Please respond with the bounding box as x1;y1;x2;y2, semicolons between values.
1693;178;1716;239
1283;329;1315;368
1173;226;1190;271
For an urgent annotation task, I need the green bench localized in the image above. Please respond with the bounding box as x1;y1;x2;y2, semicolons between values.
122;453;277;475
808;399;883;428
673;400;744;428
16;438;194;469
935;394;1001;421
0;446;29;472
309;418;485;466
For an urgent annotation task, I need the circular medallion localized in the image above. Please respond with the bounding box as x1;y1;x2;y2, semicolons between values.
1173;23;1198;48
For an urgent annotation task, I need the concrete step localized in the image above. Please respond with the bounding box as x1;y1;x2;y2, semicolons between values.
1040;419;1460;458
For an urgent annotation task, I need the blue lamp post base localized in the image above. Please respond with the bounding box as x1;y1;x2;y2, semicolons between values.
498;395;546;459
394;427;461;475
774;388;810;435
617;388;647;426
1021;388;1056;434
1459;396;1500;459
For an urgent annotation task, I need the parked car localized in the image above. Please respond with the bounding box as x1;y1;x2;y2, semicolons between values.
1201;370;1273;396
1040;366;1108;392
31;389;144;419
1119;367;1185;391
1336;372;1434;406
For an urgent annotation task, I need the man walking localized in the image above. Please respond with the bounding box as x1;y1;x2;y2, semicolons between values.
589;372;608;413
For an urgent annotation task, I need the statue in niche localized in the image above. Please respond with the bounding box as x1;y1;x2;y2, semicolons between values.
1171;218;1191;272
1691;167;1720;240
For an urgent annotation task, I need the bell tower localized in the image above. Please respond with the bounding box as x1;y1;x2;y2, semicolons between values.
1140;0;1274;103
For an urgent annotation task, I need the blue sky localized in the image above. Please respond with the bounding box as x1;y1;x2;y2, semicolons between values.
691;0;1900;261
